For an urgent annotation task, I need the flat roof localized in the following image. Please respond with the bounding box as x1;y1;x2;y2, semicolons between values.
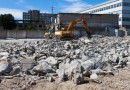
58;13;118;16
78;0;120;12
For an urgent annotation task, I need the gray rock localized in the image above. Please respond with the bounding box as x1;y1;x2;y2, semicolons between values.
0;60;12;75
81;60;95;72
0;52;9;56
73;73;84;85
64;42;71;49
45;57;57;65
10;65;21;75
33;61;53;74
48;76;54;82
90;73;98;81
20;58;36;72
56;69;66;82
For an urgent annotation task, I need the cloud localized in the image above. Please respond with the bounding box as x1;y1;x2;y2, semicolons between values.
61;0;91;12
64;0;80;2
18;0;25;4
14;0;25;5
0;8;23;19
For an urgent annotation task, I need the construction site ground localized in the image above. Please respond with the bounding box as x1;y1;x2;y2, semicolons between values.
0;37;130;90
0;68;130;90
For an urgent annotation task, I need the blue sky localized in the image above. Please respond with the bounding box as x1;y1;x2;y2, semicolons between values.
0;0;107;19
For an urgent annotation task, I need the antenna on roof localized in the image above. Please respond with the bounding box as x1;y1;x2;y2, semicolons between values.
51;6;54;14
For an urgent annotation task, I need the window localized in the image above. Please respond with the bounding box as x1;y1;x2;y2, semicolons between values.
111;5;113;9
122;25;130;29
119;18;122;21
103;7;106;10
112;10;122;14
100;8;103;11
117;3;121;7
108;6;110;9
123;10;130;14
123;2;130;6
122;17;130;21
114;4;117;8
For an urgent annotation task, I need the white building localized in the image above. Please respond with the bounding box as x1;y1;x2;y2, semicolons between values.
78;0;130;35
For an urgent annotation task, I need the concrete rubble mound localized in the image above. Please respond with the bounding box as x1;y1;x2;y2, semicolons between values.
0;36;130;88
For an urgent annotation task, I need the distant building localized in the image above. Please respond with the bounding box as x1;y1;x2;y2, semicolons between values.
77;0;130;35
23;10;40;21
23;10;57;25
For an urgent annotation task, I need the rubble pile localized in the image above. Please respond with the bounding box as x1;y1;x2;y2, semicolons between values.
0;36;130;86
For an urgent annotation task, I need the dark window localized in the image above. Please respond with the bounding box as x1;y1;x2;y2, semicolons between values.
123;2;130;6
119;18;122;21
103;7;106;10
114;4;117;8
123;10;130;14
123;25;130;29
117;3;121;7
111;5;113;8
122;17;130;21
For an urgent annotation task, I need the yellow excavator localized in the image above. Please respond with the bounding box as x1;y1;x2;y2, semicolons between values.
54;18;91;39
44;18;91;39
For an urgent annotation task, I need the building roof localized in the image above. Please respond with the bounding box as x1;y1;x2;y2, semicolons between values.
77;0;120;13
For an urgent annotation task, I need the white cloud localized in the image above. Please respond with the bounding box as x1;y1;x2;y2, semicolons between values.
64;0;80;2
0;8;23;19
18;0;24;4
14;0;25;5
61;1;91;12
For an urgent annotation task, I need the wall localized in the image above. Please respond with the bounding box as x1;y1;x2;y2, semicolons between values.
0;30;45;39
57;13;118;36
58;13;118;26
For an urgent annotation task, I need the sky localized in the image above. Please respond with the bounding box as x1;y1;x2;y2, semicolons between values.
0;0;107;19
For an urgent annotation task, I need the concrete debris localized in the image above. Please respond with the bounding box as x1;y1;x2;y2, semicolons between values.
45;57;57;65
33;60;53;74
90;73;100;83
0;60;12;75
0;36;130;85
10;65;21;75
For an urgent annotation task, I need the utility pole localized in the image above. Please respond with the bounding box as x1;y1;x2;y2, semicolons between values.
51;6;54;14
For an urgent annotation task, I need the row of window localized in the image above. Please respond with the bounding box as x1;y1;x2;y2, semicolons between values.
23;16;30;19
123;10;130;14
123;25;130;29
123;2;130;6
89;2;130;14
122;17;130;21
90;3;122;13
119;17;130;21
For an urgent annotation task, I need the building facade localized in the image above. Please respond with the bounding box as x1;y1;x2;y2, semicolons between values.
57;13;118;36
23;10;57;30
78;0;130;34
23;10;57;25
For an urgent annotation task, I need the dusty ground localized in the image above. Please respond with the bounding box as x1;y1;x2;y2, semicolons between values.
0;68;130;90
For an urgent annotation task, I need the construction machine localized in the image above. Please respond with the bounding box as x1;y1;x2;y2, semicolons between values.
44;25;55;39
54;18;92;39
44;18;91;39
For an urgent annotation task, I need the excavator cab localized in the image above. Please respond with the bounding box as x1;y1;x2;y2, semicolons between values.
44;25;54;39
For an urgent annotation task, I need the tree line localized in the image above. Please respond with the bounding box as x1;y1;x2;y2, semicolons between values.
0;14;16;30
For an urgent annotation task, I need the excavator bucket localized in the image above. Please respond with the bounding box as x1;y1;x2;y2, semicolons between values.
86;31;92;39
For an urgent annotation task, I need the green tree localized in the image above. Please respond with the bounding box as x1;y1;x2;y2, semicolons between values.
0;14;16;30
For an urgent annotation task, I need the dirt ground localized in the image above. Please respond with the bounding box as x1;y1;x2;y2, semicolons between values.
0;68;130;90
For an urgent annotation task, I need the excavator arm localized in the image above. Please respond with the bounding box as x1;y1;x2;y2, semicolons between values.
65;19;91;38
66;19;81;31
81;19;92;38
